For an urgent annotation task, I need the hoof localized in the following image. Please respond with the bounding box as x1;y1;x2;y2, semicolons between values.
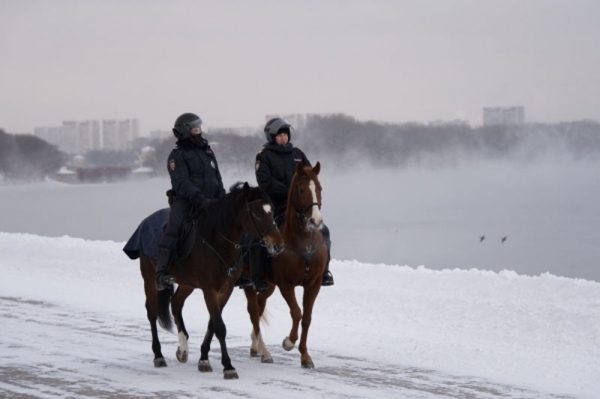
223;369;239;379
153;357;167;367
301;359;315;369
282;337;295;351
250;348;259;358
176;347;188;363
198;359;213;372
261;356;273;364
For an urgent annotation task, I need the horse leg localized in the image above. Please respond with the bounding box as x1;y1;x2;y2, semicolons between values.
198;319;214;372
298;284;321;369
171;285;194;363
244;286;274;363
197;283;235;372
243;287;261;357
203;289;238;379
278;285;302;352
140;257;167;367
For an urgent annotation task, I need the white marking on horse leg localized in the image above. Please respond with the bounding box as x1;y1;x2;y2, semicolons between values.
309;180;322;226
256;331;272;362
178;331;188;353
250;331;258;353
282;336;295;351
262;204;272;214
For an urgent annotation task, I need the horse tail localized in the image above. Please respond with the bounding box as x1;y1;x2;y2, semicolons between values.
157;285;174;332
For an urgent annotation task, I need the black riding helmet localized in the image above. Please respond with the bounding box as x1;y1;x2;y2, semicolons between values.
173;113;203;140
264;117;292;144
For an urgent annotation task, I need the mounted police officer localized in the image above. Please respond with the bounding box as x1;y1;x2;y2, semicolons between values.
155;112;226;291
251;117;334;291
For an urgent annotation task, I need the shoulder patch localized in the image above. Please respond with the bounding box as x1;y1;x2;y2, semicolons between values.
255;160;261;171
169;159;176;171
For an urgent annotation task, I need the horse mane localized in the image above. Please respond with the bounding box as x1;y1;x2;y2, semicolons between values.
194;182;269;239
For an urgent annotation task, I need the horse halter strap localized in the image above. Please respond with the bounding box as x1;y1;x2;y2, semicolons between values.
202;197;274;277
294;201;321;220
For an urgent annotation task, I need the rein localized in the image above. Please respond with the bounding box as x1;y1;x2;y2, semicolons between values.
199;198;273;277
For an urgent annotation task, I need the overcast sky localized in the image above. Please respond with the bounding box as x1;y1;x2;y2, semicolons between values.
1;0;599;134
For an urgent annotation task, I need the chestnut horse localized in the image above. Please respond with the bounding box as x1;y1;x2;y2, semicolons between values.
244;162;327;368
124;183;283;379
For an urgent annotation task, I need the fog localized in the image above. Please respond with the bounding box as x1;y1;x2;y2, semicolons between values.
1;158;598;281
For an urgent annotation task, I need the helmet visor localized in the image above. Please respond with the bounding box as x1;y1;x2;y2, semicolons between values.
187;118;204;135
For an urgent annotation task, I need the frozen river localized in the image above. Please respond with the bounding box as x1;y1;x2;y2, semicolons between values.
1;160;598;281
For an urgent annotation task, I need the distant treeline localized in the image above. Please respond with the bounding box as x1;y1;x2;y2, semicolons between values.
0;129;65;181
148;114;600;172
3;114;600;181
295;114;600;168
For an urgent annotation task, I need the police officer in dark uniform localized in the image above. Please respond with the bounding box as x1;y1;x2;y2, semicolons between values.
155;112;226;290
251;117;334;291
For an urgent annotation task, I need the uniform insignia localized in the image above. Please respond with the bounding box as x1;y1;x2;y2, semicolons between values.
255;160;260;171
294;158;302;162
169;159;176;171
210;160;216;169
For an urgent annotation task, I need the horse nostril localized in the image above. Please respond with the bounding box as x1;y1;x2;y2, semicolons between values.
309;218;316;225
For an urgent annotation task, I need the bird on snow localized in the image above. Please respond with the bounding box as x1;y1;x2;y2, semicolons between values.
479;235;485;242
501;236;508;243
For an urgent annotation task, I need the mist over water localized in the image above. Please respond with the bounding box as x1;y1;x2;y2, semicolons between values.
1;159;598;281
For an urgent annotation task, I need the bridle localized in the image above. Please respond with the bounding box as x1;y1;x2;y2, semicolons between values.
244;198;279;241
202;197;278;276
292;180;322;222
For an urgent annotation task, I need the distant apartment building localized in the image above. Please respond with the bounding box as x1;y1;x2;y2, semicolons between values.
483;106;525;126
101;119;119;150
33;118;140;154
78;120;101;152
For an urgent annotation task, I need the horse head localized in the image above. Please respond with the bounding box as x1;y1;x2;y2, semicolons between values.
240;182;285;256
290;161;323;231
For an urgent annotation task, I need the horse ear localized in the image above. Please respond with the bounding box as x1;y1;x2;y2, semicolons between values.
313;161;320;175
243;182;250;193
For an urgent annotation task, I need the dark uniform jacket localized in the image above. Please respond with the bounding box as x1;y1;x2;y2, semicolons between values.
167;137;226;204
255;142;310;217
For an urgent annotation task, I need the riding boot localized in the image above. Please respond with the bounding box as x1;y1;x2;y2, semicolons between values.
321;262;334;286
250;245;269;293
155;247;176;291
321;227;334;286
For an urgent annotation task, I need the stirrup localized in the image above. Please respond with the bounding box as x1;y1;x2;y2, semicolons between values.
236;276;253;288
156;274;176;291
253;279;269;293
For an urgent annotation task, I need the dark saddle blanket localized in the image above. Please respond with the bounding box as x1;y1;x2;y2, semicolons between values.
123;208;196;262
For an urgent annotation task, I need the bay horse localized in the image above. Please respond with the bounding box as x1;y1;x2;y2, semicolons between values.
124;182;284;379
244;162;328;368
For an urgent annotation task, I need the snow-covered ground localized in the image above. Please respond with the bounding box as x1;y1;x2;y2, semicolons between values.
1;233;599;398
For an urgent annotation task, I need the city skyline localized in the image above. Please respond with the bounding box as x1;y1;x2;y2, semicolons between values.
1;1;599;134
